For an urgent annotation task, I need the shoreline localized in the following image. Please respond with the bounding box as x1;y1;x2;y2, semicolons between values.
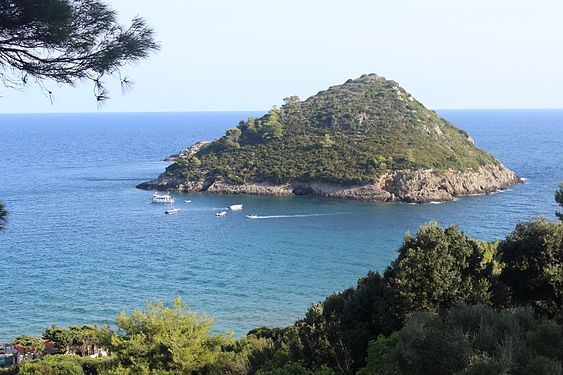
137;164;522;204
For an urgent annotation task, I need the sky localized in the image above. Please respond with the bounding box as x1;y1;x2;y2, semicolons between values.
1;0;562;113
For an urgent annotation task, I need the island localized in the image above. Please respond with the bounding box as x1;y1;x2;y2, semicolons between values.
137;74;521;203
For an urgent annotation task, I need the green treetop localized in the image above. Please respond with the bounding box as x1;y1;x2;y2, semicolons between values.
556;183;563;220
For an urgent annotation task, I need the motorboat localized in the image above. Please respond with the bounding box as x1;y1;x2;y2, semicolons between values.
152;192;175;204
164;208;180;215
215;211;227;217
229;204;243;211
184;200;192;203
246;214;258;219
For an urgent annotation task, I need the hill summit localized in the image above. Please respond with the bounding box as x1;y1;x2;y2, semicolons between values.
138;74;521;203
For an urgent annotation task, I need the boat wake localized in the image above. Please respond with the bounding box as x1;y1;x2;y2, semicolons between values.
246;213;340;219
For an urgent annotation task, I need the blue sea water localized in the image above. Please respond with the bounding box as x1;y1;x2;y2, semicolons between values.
0;110;561;341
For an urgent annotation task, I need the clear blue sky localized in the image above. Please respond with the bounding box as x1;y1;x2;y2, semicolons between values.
2;0;562;113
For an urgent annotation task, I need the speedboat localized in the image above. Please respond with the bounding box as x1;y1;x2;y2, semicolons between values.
229;204;243;211
184;200;192;203
246;214;258;219
164;208;180;215
152;192;175;204
215;211;227;217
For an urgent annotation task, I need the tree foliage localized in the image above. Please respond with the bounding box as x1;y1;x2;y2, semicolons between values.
384;223;494;329
43;325;110;356
12;335;44;356
359;304;562;375
497;218;563;320
110;297;233;374
556;183;563;220
16;355;113;375
0;0;159;102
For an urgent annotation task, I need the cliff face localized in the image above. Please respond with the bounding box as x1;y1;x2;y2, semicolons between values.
137;164;520;204
137;74;522;203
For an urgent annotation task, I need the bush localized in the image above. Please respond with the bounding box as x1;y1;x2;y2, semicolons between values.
498;218;563;319
17;355;113;375
358;304;562;375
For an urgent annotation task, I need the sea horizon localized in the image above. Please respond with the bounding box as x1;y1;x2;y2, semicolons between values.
1;107;563;115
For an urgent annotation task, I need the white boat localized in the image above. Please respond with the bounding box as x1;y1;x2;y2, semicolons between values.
184;200;192;203
152;192;175;204
246;214;258;219
215;211;227;217
229;204;243;211
164;208;180;215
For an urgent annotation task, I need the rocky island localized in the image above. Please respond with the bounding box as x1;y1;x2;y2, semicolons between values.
138;74;521;203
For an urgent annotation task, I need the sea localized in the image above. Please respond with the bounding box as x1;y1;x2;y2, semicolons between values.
0;110;561;341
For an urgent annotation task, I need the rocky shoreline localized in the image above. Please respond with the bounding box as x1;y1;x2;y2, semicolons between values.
137;164;522;204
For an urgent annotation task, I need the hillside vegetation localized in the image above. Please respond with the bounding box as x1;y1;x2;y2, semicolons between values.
165;74;499;186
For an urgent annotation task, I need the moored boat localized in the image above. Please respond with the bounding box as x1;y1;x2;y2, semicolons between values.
164;208;180;214
229;204;243;211
216;211;227;217
152;192;175;204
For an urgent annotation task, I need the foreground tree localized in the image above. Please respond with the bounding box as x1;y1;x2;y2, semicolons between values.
43;325;111;356
12;335;44;357
17;355;113;375
498;218;563;320
556;183;563;220
0;0;159;102
359;304;562;375
383;223;494;330
110;297;233;374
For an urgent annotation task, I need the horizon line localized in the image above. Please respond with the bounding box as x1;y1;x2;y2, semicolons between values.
1;107;563;115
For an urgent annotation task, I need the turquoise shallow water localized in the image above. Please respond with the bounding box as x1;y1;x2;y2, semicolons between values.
0;110;561;341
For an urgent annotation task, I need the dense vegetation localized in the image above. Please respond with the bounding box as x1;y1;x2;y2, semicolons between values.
359;305;562;375
556;183;563;220
165;75;499;186
3;215;561;375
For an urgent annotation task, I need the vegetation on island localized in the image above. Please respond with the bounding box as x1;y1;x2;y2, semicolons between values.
165;75;500;186
3;213;561;375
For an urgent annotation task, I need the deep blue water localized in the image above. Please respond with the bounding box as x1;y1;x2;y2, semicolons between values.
0;110;561;341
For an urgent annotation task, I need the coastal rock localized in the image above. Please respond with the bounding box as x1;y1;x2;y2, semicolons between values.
137;164;521;204
162;141;210;161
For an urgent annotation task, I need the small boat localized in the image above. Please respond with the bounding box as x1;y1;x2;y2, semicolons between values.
164;208;180;215
229;204;243;211
215;211;227;217
152;192;175;204
246;214;258;219
184;200;192;203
